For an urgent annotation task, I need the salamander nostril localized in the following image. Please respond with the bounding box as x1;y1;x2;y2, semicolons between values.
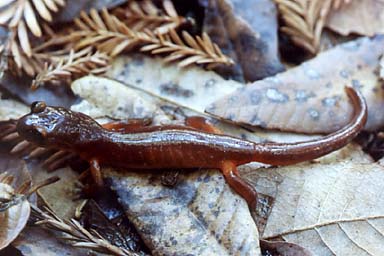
31;101;47;113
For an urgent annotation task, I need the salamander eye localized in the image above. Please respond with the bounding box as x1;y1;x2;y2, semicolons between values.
31;101;47;113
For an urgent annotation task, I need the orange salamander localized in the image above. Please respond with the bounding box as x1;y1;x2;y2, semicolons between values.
16;87;367;208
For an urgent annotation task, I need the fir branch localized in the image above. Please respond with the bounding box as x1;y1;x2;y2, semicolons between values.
275;0;353;54
31;205;141;256
0;0;66;56
73;8;233;67
31;47;109;89
113;0;189;35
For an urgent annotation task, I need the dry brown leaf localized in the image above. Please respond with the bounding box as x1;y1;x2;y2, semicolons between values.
274;0;352;54
31;48;110;89
326;0;384;36
206;36;384;133
72;8;233;67
0;0;66;56
113;0;187;35
242;158;384;255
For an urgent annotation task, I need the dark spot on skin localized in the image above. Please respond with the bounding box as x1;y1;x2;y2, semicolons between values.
322;96;340;107
265;88;289;103
203;175;210;183
325;82;333;88
204;79;216;88
160;83;194;98
352;79;364;89
295;90;315;102
208;203;215;209
250;91;262;105
307;108;320;121
215;188;220;193
339;70;350;79
135;79;142;84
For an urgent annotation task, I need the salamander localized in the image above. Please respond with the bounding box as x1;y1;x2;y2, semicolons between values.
16;87;367;208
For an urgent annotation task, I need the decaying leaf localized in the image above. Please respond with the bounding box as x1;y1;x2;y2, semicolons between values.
0;169;31;250
108;54;242;115
206;36;384;133
203;0;285;82
241;157;384;255
106;169;261;256
326;0;384;36
0;183;30;250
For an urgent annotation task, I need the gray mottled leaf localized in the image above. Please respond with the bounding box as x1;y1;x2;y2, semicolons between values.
206;36;384;133
242;159;384;256
71;76;169;124
106;169;260;256
13;226;89;255
107;54;242;115
0;97;28;121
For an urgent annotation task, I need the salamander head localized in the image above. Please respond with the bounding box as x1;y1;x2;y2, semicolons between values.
16;101;102;149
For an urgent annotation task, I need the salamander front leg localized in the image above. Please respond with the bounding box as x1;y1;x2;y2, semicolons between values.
185;116;223;134
89;158;103;187
221;161;258;209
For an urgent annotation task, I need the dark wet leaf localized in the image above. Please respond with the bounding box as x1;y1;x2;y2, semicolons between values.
0;73;76;108
55;0;128;23
260;240;312;256
206;36;384;133
80;199;148;253
203;0;284;82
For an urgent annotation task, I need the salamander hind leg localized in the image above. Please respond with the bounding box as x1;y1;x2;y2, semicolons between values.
221;161;258;209
185;116;223;134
